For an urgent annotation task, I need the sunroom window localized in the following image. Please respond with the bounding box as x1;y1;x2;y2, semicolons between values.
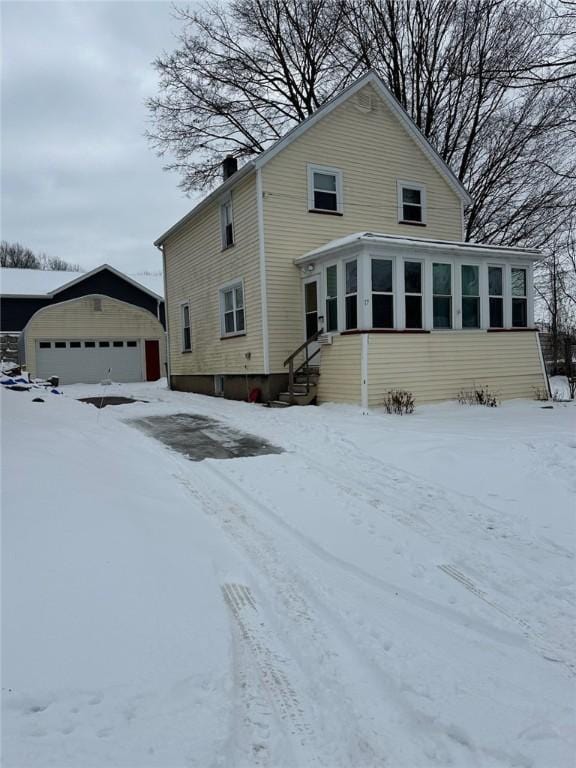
511;268;528;327
404;261;422;329
371;259;394;328
433;263;452;328
308;165;342;213
221;283;245;336
345;260;357;330
461;265;480;328
326;265;338;331
489;266;504;328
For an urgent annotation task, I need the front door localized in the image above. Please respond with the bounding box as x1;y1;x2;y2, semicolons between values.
303;276;321;359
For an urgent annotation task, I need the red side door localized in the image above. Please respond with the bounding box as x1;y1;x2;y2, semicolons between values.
145;340;161;381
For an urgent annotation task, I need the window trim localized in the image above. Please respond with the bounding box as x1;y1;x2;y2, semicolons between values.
307;164;343;214
397;180;427;225
219;279;246;338
220;195;235;250
180;301;192;352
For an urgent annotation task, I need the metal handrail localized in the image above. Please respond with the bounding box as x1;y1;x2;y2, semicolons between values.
283;330;323;402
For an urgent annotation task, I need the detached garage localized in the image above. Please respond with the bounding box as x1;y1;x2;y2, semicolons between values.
24;295;165;384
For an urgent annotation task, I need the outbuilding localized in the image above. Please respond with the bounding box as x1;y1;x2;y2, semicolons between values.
0;265;166;384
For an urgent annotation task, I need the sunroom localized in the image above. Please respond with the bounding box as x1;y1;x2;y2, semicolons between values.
293;233;548;407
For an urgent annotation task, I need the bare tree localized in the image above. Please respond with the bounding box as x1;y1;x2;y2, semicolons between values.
148;0;575;250
0;241;81;271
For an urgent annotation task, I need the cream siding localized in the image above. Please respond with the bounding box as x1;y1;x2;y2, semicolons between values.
261;83;464;372
366;331;546;406
163;173;263;377
24;295;166;377
317;335;361;404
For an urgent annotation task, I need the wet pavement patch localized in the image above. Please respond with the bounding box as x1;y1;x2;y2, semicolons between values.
130;413;283;461
79;396;148;408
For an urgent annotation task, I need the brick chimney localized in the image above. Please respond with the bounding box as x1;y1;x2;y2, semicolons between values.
222;155;238;181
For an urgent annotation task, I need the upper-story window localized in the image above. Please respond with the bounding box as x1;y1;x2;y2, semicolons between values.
398;181;426;225
461;265;480;328
511;267;528;327
308;165;343;214
220;197;234;249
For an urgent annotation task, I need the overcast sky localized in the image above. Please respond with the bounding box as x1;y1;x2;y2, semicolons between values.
1;0;196;274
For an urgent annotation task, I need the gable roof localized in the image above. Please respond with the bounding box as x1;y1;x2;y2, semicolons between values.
0;264;164;300
155;70;471;246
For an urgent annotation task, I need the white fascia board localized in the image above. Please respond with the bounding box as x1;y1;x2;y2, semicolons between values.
154;162;256;246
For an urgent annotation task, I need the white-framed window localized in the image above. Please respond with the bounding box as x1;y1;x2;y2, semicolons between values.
220;196;234;249
220;281;245;336
397;181;426;225
488;265;504;328
307;164;343;214
433;262;452;328
371;258;394;328
344;259;358;330
181;302;192;351
461;264;480;328
325;264;339;331
511;267;528;327
404;260;423;329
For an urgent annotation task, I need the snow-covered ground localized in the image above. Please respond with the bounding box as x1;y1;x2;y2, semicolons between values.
2;382;575;768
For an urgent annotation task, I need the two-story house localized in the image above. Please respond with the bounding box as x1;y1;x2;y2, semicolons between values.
155;71;548;406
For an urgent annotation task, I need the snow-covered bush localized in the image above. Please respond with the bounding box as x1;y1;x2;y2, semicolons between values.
382;389;415;415
457;387;499;407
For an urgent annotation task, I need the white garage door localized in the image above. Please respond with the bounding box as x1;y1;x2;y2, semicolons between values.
36;340;143;384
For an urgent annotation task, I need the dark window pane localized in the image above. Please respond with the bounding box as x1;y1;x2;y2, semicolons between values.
69;341;81;348
345;295;357;329
39;342;51;348
183;327;191;350
405;296;422;329
433;297;452;328
326;265;337;298
512;298;527;327
326;297;338;331
433;263;451;295
371;259;392;292
402;204;422;222
113;341;124;347
84;341;95;348
489;297;503;328
372;294;394;328
404;261;421;294
224;312;235;333
235;286;243;308
461;265;479;296
225;223;234;247
99;341;110;348
306;312;318;339
55;341;66;348
305;282;317;313
236;309;245;331
402;188;421;205
462;296;480;328
489;267;503;296
345;260;357;294
314;191;337;211
127;341;137;348
511;268;526;297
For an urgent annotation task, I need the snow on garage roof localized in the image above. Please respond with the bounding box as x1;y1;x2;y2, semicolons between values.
0;265;164;299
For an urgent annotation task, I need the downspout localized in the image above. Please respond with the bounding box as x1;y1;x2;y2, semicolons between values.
256;168;270;376
156;242;172;389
